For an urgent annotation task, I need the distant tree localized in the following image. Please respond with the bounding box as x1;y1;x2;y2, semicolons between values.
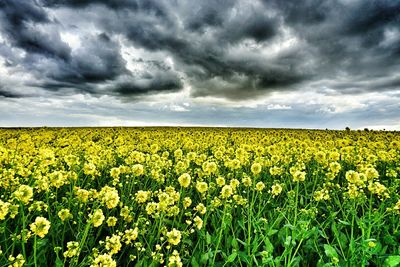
364;128;369;132
345;126;350;131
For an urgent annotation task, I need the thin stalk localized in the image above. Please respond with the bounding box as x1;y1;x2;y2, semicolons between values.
34;235;38;267
19;205;26;261
294;182;300;226
211;204;227;265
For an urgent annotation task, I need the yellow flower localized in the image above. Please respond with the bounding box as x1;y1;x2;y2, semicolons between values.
166;228;181;246
120;206;133;222
193;216;203;230
216;176;225;187
9;254;25;267
329;151;340;161
14;185;33;204
58;209;73;222
167;250;182;267
99;186;120;209
292;171;306;182
178;173;191;188
242;176;252;187
105;234;122;255
251;162;262;175
196;182;208;193
255;182;265;191
91;209;105;227
83;162;98;176
230;178;240;190
365;167;379;180
123;227;139;245
75;188;90;203
90;253;116;267
368;241;376;248
174;149;183;159
271;183;283;197
110;167;121;180
202;161;218;175
314;189;330;201
183;197;192;209
347;184;361;199
270;166;282;176
0;200;10;220
106;216;118;227
132;164;144;176
195;203;206;215
30;217;51;238
329;162;341;174
146;202;158;215
135;190;150;204
63;241;79;258
345;170;361;185
220;185;233;198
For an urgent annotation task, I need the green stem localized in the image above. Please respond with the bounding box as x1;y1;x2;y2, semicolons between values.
19;205;26;261
34;235;38;267
349;201;356;261
247;189;255;256
212;204;227;265
74;221;91;265
294;182;300;226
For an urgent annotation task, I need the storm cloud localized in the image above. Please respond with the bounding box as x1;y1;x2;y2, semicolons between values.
0;0;399;128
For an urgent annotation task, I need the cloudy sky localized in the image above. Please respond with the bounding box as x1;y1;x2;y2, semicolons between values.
0;0;399;129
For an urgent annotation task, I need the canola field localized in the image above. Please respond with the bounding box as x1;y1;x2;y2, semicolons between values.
0;127;399;267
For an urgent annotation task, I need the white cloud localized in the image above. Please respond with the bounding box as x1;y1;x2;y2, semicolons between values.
60;31;81;50
266;104;292;110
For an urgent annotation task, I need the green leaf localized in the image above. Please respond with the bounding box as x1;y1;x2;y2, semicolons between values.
231;238;239;250
191;256;200;267
226;251;238;263
200;253;209;264
267;229;278;236
338;219;351;226
264;237;274;253
324;244;339;259
206;232;212;245
384;256;400;267
55;258;64;267
238;251;251;264
134;259;145;267
237;238;247;247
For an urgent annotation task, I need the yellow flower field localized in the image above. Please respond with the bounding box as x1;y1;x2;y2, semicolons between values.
0;127;399;266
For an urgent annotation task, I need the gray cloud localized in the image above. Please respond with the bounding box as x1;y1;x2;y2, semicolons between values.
0;0;399;104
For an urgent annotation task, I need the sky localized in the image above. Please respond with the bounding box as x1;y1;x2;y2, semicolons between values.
0;0;399;129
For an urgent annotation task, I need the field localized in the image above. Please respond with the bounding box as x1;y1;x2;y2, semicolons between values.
0;127;399;266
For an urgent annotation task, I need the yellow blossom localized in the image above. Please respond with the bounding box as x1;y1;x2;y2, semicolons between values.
90;254;116;267
166;228;181;246
30;217;51;238
14;185;33;204
178;173;191;188
271;183;283;197
251;162;262;175
196;182;208;193
91;209;105;227
256;182;265;191
58;209;73;222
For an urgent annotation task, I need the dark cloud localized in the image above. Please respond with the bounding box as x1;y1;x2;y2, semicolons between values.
113;76;182;96
0;0;399;101
46;33;127;84
40;0;166;17
0;0;70;60
0;86;22;98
